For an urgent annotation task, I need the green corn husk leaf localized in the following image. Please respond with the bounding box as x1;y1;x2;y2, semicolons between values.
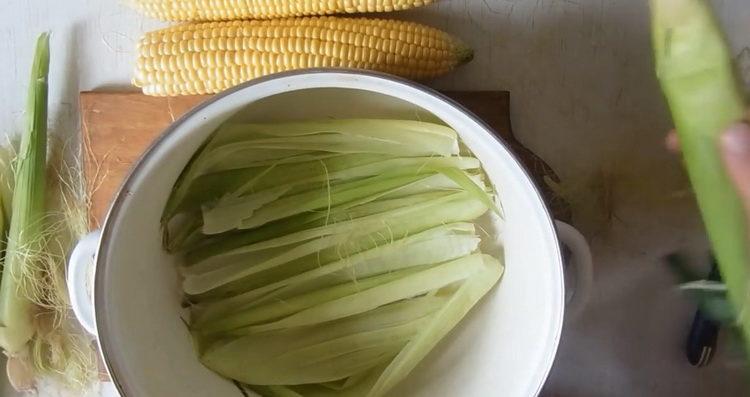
185;234;345;295
191;222;481;319
186;155;478;209
184;218;480;295
185;218;482;302
366;254;503;397
171;189;455;257
182;191;454;261
257;255;503;397
435;167;499;214
242;253;487;334
163;119;459;222
198;298;445;385
195;268;424;334
165;213;203;252
164;152;344;223
224;296;448;341
166;154;385;217
191;190;484;265
311;369;371;393
207;156;479;217
209;119;458;157
0;33;50;355
191;223;482;322
243;384;304;397
0;145;15;223
202;166;486;234
202;172;429;234
651;0;750;344
186;228;478;300
0;195;5;272
288;363;388;397
229;169;486;232
208;340;401;386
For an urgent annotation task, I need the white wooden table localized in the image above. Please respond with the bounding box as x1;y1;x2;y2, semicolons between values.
1;0;749;396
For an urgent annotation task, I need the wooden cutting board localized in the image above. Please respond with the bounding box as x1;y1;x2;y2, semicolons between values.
80;91;571;226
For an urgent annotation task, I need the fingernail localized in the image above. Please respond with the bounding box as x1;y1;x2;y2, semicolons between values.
721;122;750;156
665;131;680;152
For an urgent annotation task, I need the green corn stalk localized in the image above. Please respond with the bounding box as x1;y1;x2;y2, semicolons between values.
0;33;50;355
651;0;750;345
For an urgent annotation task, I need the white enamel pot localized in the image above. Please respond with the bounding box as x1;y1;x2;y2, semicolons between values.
67;70;593;397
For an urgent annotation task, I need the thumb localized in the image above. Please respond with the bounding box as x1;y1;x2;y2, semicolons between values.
721;122;750;213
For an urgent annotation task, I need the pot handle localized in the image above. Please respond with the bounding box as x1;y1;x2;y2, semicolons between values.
555;221;593;321
67;229;101;336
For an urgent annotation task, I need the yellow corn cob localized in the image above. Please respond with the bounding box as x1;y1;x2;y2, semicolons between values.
130;0;435;22
133;17;473;96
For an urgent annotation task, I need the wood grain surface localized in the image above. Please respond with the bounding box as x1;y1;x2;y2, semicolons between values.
80;91;569;226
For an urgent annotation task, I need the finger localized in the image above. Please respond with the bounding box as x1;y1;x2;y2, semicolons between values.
720;122;750;212
666;130;680;152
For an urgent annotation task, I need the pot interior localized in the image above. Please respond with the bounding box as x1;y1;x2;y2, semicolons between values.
96;73;564;397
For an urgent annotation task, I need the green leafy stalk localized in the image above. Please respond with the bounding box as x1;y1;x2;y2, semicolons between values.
0;33;50;355
651;0;750;344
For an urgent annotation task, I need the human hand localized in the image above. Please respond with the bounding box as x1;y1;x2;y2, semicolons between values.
719;123;750;216
667;122;750;217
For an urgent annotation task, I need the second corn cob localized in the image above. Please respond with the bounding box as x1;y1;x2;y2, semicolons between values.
133;17;473;96
130;0;435;22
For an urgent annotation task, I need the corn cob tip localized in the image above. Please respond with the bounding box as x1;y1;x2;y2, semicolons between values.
446;35;473;66
455;45;474;66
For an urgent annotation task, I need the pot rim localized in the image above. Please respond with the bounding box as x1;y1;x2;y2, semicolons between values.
94;68;564;397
